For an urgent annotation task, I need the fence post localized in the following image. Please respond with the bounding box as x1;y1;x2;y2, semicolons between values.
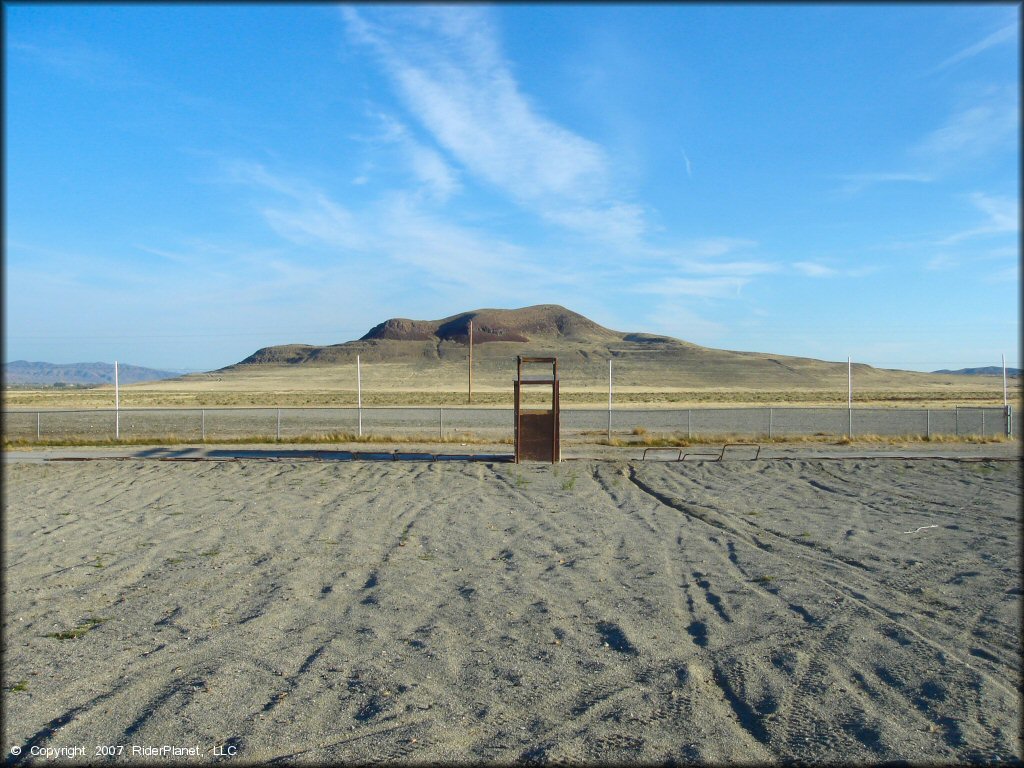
357;355;363;438
848;407;853;437
1007;405;1012;437
981;410;985;437
439;408;443;441
607;359;612;443
926;409;930;439
201;409;206;441
36;412;41;440
687;409;691;439
955;406;959;436
276;408;281;441
768;407;773;439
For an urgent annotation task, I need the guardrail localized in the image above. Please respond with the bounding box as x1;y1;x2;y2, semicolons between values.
2;405;1015;443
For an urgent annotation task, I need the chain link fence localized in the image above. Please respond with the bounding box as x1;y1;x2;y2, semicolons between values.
3;405;1015;444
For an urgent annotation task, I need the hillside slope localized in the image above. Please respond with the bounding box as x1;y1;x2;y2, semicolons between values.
204;305;982;391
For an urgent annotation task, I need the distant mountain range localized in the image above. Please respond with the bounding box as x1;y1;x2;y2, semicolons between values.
932;367;1021;377
3;361;182;386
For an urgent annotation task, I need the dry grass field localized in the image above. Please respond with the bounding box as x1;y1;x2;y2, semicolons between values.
2;453;1020;764
4;372;1018;411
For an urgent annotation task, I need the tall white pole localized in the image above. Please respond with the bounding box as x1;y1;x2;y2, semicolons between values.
847;357;852;408
847;356;852;437
1002;353;1007;407
357;355;362;438
608;358;613;442
114;360;120;440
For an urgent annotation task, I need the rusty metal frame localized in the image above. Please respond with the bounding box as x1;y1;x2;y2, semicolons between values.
514;356;559;463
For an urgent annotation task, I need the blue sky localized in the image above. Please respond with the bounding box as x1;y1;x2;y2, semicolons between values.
4;4;1019;373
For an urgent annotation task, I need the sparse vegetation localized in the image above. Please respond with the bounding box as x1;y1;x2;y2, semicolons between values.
2;432;515;450
3;382;1019;410
45;616;108;640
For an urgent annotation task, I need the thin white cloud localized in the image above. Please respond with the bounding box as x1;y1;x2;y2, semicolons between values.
792;261;838;278
364;112;461;202
407;143;461;202
655;238;777;277
644;303;727;343
9;38;129;86
686;237;759;258
839;88;1017;195
684;260;778;277
983;263;1019;284
926;253;958;271
940;192;1019;244
791;261;879;279
912;87;1018;165
833;172;933;195
342;6;643;244
218;160;591;301
634;276;749;299
933;21;1017;72
541;203;647;244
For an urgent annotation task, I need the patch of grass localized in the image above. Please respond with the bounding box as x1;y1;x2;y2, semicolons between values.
753;575;774;584
631;426;648;436
165;556;185;565
8;680;29;693
45;616;108;640
561;474;577;491
200;549;220;558
514;471;529;488
598;432;1015;448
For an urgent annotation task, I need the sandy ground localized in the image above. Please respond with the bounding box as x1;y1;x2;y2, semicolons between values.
2;450;1021;765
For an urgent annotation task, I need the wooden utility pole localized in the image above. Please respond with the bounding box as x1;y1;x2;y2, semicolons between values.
468;319;473;404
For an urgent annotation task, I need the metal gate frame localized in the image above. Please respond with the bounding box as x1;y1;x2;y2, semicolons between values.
513;356;560;463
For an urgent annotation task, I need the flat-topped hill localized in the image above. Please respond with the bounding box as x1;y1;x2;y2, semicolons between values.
201;305;989;393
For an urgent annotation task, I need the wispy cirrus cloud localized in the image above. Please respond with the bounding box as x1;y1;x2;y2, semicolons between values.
792;261;879;279
932;21;1017;73
837;86;1017;196
218;159;590;303
362;112;462;203
832;172;934;196
911;86;1018;167
9;38;129;86
939;192;1019;244
634;276;750;300
655;237;778;278
341;5;646;244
